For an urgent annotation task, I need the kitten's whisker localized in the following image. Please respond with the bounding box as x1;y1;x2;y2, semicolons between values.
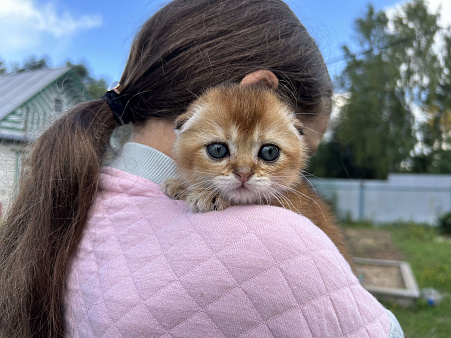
273;182;328;224
261;190;270;205
271;191;296;212
300;174;320;197
268;187;300;213
302;170;327;181
256;188;263;205
186;180;215;190
298;124;326;137
263;190;273;206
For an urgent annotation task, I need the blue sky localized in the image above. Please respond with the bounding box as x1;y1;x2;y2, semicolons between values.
1;0;449;85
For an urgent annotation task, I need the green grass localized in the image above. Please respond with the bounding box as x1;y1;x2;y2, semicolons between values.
385;223;451;338
345;222;451;338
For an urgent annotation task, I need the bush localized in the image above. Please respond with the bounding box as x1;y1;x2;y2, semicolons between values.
438;211;451;235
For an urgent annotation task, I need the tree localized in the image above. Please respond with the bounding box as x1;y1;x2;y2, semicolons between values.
14;56;50;73
413;28;451;172
338;5;415;179
66;61;107;99
0;59;6;75
310;0;451;178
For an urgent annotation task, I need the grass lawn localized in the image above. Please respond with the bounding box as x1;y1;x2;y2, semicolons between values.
342;222;451;338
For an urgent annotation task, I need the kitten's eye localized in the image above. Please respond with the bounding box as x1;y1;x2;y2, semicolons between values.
206;143;229;159
258;145;279;162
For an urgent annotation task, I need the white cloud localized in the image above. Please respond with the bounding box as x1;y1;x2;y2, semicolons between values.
427;0;451;28
0;0;102;51
386;0;451;28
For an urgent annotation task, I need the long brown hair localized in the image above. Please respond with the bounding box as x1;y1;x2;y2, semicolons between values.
0;0;332;336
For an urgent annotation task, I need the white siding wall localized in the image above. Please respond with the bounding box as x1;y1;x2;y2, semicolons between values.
311;174;451;225
0;143;21;214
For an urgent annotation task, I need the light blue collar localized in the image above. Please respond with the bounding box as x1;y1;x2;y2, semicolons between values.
108;142;178;185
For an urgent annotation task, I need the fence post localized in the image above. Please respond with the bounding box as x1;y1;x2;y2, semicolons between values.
359;181;365;221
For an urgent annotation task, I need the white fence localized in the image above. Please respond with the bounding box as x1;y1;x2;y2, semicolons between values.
310;173;451;225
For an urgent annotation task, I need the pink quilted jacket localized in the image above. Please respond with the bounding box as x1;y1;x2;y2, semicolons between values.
65;168;396;337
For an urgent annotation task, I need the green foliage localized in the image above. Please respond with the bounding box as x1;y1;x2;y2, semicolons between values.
66;61;108;99
313;0;451;179
86;79;108;100
14;56;50;72
309;135;377;178
438;211;451;234
0;59;6;75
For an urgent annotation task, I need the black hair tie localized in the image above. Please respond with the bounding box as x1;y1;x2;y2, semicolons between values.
102;90;131;125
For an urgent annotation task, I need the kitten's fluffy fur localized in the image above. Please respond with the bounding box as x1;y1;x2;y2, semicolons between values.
163;84;352;264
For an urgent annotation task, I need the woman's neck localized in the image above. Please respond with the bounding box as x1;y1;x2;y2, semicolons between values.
131;119;176;159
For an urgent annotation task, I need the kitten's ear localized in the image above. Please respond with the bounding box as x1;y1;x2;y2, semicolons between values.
240;70;278;90
174;111;194;134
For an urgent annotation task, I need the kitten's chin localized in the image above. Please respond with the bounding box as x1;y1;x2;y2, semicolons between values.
222;186;262;204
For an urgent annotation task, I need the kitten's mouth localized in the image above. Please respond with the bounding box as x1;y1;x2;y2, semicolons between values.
224;183;260;203
217;178;262;204
235;182;250;191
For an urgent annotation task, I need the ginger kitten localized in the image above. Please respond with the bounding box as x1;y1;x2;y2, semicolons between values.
163;84;352;265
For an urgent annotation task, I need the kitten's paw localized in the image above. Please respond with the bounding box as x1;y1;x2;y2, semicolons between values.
187;193;231;212
161;178;186;200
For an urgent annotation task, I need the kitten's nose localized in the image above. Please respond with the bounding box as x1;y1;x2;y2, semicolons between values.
234;171;254;184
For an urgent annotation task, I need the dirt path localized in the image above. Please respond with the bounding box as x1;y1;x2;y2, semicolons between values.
344;228;405;260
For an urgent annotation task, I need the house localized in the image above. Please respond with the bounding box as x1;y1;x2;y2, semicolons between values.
0;67;89;212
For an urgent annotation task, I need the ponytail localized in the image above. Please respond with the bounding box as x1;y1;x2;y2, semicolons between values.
0;100;117;337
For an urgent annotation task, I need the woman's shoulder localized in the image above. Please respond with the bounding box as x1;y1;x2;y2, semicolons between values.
99;167;162;195
74;176;394;337
187;204;341;255
185;205;393;337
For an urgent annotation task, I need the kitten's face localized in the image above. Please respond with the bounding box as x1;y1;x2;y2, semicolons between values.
173;85;308;204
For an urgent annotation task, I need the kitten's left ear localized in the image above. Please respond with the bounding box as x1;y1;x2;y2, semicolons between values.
240;70;278;90
174;111;194;134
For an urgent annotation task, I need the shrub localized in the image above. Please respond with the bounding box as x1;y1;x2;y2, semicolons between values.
438;211;451;235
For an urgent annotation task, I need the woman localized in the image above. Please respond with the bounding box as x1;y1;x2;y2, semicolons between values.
0;0;402;337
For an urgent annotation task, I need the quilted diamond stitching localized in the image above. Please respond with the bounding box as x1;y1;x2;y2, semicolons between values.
177;221;271;336
167;248;351;335
238;282;362;338
68;172;393;337
93;198;169;336
90;234;128;336
133;204;225;333
328;287;365;335
85;193;192;297
246;233;315;337
345;286;388;337
168;221;274;336
110;215;170;334
292;227;346;337
70;206;116;337
169;312;227;338
144;281;202;330
115;203;331;313
179;258;238;308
